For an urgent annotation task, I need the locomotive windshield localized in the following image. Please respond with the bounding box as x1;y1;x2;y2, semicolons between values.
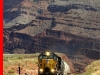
39;55;53;59
38;52;58;60
39;55;58;60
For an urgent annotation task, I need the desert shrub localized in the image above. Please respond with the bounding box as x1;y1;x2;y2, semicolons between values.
8;70;15;74
17;56;23;60
4;73;10;75
4;64;9;69
4;58;8;62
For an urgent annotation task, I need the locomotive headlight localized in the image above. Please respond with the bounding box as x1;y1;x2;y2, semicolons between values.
46;52;50;56
39;68;43;73
51;69;55;73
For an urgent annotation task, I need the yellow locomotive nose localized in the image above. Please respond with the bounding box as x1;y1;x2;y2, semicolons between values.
38;51;59;75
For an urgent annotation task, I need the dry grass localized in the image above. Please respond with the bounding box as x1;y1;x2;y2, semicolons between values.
3;54;40;75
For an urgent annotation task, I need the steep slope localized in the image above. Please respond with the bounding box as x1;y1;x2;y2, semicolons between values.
81;59;100;75
4;0;100;38
4;0;49;27
48;0;100;39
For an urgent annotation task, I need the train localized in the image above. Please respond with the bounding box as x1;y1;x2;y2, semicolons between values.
38;51;70;75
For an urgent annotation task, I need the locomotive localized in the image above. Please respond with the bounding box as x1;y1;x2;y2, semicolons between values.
38;51;70;75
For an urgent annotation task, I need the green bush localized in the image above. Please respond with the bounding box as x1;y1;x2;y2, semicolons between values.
17;56;23;60
8;70;15;74
4;58;8;62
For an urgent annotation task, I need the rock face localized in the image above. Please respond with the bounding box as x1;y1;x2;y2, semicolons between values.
47;0;100;39
4;0;100;72
48;0;100;12
4;29;100;72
